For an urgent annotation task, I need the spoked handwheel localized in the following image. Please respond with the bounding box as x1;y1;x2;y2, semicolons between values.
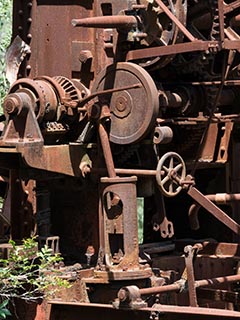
156;152;186;197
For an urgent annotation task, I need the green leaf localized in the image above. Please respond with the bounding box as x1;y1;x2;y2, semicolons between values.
0;301;8;309
0;311;6;319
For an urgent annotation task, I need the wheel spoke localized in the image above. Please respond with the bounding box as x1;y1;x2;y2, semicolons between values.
162;175;170;185
169;157;174;170
163;165;169;173
174;163;183;173
173;179;179;186
176;186;182;193
169;182;173;194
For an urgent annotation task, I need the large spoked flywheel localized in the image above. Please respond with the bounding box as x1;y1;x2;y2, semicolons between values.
92;62;159;145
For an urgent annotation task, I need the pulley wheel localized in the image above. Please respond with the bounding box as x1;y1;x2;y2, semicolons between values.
92;62;159;144
156;152;186;197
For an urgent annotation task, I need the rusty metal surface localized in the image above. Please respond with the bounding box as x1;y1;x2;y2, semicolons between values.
3;0;240;319
91;62;159;144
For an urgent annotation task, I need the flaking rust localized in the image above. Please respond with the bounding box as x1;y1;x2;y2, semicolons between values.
1;0;240;319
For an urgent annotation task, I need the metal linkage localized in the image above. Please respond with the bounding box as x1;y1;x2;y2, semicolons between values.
117;273;240;303
183;244;203;307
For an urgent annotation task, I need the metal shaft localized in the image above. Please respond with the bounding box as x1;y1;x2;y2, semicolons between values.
138;273;240;296
72;15;138;29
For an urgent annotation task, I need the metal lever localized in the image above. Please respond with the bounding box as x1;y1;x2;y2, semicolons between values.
183;244;202;307
187;186;240;235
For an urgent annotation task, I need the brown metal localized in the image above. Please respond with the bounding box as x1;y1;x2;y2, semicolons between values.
9;170;36;240
197;288;240;304
217;0;225;44
91;62;159;145
183;245;200;307
135;273;240;297
152;190;174;238
49;301;240;319
98;121;116;178
154;0;195;42
216;121;234;163
6;1;240;319
72;15;138;29
224;1;240;14
199;123;218;162
126;41;218;62
187;187;240;235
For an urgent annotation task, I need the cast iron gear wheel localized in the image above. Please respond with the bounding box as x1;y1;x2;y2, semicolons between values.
135;0;187;70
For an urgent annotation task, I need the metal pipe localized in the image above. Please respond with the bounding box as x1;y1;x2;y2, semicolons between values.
91;167;164;177
137;273;240;296
195;274;240;288
72;15;138;29
206;193;240;204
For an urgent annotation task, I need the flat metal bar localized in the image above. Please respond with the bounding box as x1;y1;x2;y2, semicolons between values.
49;301;240;319
218;0;225;43
126;41;217;61
223;39;240;50
78;83;142;108
224;1;240;14
98;123;116;178
154;0;195;42
184;246;198;307
143;304;240;318
187;187;240;234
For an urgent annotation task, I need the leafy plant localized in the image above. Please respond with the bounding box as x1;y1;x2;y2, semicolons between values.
0;0;12;109
0;300;11;319
0;237;70;319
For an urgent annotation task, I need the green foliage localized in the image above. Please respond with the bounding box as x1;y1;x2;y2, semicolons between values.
0;237;70;318
0;0;12;108
0;300;11;319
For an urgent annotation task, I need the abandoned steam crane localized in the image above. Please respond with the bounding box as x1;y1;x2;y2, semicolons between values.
1;0;240;319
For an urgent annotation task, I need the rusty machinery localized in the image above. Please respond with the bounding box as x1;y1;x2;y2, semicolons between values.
2;0;240;319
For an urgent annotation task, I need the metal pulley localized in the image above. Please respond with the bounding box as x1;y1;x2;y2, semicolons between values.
91;62;159;144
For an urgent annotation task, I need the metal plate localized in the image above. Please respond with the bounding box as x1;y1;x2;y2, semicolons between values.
92;62;159;144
